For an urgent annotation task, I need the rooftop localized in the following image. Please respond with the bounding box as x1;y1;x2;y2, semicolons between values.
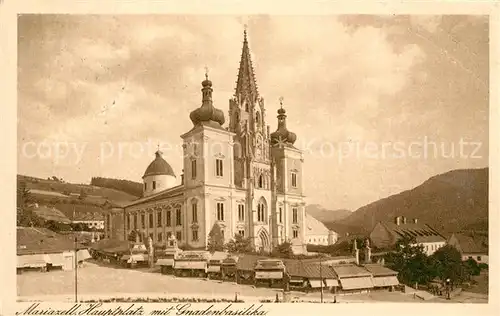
448;233;488;254
305;213;330;236
282;259;338;279
30;205;71;224
381;221;446;243
17;227;84;255
331;264;372;278
362;264;398;277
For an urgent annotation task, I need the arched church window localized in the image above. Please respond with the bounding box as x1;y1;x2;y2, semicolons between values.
257;201;266;223
256;111;260;125
258;174;263;188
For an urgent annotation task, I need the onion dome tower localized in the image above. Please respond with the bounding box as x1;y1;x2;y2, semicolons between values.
189;71;225;129
142;149;176;197
270;98;297;147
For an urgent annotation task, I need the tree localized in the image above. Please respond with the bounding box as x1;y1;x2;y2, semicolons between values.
207;223;225;253
463;258;481;277
17;181;33;209
45;220;71;232
16;181;44;227
78;188;87;200
431;245;470;285
271;241;294;258
128;230;139;242
384;236;436;286
225;234;254;254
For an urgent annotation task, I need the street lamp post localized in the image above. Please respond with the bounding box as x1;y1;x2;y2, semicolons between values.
319;255;323;303
74;236;78;303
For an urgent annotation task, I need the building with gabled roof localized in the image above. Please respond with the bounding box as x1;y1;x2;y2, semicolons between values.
447;233;488;264
305;213;338;246
17;227;90;272
369;216;446;255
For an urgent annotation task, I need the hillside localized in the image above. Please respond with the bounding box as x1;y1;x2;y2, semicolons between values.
18;175;139;202
305;204;351;223
17;175;139;222
334;168;488;234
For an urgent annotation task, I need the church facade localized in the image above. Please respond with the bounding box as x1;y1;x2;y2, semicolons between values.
105;31;307;254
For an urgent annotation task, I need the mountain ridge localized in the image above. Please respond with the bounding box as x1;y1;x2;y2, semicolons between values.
330;167;488;235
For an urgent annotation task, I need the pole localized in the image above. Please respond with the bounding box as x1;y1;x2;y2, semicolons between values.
74;236;78;303
320;255;323;303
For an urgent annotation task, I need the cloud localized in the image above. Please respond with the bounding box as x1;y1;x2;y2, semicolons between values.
17;15;488;210
410;16;443;33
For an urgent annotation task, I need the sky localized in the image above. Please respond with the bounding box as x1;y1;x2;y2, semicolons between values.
17;15;489;211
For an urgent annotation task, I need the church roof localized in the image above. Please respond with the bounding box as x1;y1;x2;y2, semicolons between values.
235;29;259;101
124;185;184;208
143;150;176;178
305;213;330;236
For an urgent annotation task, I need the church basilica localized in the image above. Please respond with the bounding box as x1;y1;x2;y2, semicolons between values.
105;31;308;254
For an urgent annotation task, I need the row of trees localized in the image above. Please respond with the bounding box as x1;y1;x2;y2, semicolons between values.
90;177;143;197
206;224;300;258
384;236;486;287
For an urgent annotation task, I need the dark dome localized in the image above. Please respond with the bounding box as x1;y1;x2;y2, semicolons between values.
189;104;225;126
190;75;225;127
270;107;297;146
143;151;176;178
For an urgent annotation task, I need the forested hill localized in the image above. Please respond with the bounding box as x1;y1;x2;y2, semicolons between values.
90;177;142;198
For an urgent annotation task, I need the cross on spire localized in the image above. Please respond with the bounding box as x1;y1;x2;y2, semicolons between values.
204;66;209;80
279;96;284;109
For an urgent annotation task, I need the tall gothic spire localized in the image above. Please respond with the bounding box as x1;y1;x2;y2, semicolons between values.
235;28;259;101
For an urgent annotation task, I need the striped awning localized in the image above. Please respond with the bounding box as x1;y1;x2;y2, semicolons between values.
340;277;374;290
373;276;399;287
325;278;339;287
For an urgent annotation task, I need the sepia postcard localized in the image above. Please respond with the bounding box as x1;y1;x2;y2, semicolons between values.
1;1;499;316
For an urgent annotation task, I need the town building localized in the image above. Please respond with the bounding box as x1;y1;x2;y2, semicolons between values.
305;214;338;245
447;233;489;264
369;216;446;255
105;30;308;254
69;211;105;230
17;227;90;272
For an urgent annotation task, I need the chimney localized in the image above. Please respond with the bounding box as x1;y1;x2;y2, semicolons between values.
394;216;400;225
402;216;407;224
413;218;418;224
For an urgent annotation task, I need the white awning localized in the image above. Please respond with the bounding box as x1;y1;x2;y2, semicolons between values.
17;254;49;268
47;253;65;266
309;280;323;288
77;249;91;262
340;277;374;290
373;276;399;287
325;279;339;287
